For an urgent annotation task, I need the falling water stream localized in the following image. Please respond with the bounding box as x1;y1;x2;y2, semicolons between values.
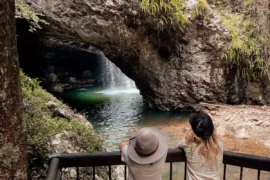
99;55;136;89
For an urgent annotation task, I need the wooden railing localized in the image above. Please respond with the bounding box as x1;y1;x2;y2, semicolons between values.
46;149;270;180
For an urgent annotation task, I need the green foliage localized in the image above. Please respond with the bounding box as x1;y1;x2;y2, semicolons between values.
210;0;270;80
140;0;210;30
15;0;48;32
195;0;209;17
243;0;253;7
221;12;269;79
140;0;188;30
65;121;103;152
20;70;103;177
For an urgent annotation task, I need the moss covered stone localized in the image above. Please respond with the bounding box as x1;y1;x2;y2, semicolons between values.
20;70;104;178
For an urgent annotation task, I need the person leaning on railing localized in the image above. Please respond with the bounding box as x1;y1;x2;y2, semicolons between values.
176;112;223;180
119;127;168;180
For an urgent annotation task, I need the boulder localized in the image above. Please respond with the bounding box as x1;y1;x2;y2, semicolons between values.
46;101;93;129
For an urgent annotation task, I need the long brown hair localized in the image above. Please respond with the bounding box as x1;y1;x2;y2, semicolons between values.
186;112;222;163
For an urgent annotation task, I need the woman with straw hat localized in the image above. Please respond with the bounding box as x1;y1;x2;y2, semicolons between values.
119;127;168;180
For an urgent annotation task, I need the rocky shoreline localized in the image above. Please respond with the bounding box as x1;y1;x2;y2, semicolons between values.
201;103;270;156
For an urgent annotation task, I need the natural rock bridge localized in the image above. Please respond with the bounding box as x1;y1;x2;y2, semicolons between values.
27;0;270;111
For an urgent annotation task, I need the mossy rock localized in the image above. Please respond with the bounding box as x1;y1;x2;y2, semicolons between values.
20;70;105;178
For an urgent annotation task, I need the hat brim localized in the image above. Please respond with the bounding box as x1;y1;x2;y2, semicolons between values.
127;128;168;164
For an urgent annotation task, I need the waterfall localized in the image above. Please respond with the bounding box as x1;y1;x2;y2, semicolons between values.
99;54;136;89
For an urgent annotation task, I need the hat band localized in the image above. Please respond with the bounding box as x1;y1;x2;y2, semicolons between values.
134;142;159;156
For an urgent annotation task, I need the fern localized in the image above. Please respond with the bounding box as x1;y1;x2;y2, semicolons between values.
140;0;210;30
140;0;189;30
222;13;270;80
15;0;49;32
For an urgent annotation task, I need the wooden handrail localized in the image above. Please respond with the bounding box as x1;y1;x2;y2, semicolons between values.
46;149;270;180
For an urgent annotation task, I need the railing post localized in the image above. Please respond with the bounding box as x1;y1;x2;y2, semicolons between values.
46;158;61;180
93;166;95;180
124;165;127;180
184;161;187;180
170;162;172;180
240;166;243;180
76;167;79;180
223;164;226;180
109;165;112;180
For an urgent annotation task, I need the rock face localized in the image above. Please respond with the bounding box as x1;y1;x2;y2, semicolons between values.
26;0;270;110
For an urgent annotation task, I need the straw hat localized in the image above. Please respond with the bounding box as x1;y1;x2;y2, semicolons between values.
127;127;168;164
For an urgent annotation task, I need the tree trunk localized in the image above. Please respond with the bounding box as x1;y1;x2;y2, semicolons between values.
0;0;28;179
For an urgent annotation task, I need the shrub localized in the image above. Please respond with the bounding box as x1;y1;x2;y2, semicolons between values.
20;70;103;177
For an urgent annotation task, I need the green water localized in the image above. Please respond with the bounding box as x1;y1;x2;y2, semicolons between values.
59;87;190;150
59;87;190;179
58;87;270;180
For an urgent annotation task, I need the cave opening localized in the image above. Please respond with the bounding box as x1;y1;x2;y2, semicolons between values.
16;19;138;94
